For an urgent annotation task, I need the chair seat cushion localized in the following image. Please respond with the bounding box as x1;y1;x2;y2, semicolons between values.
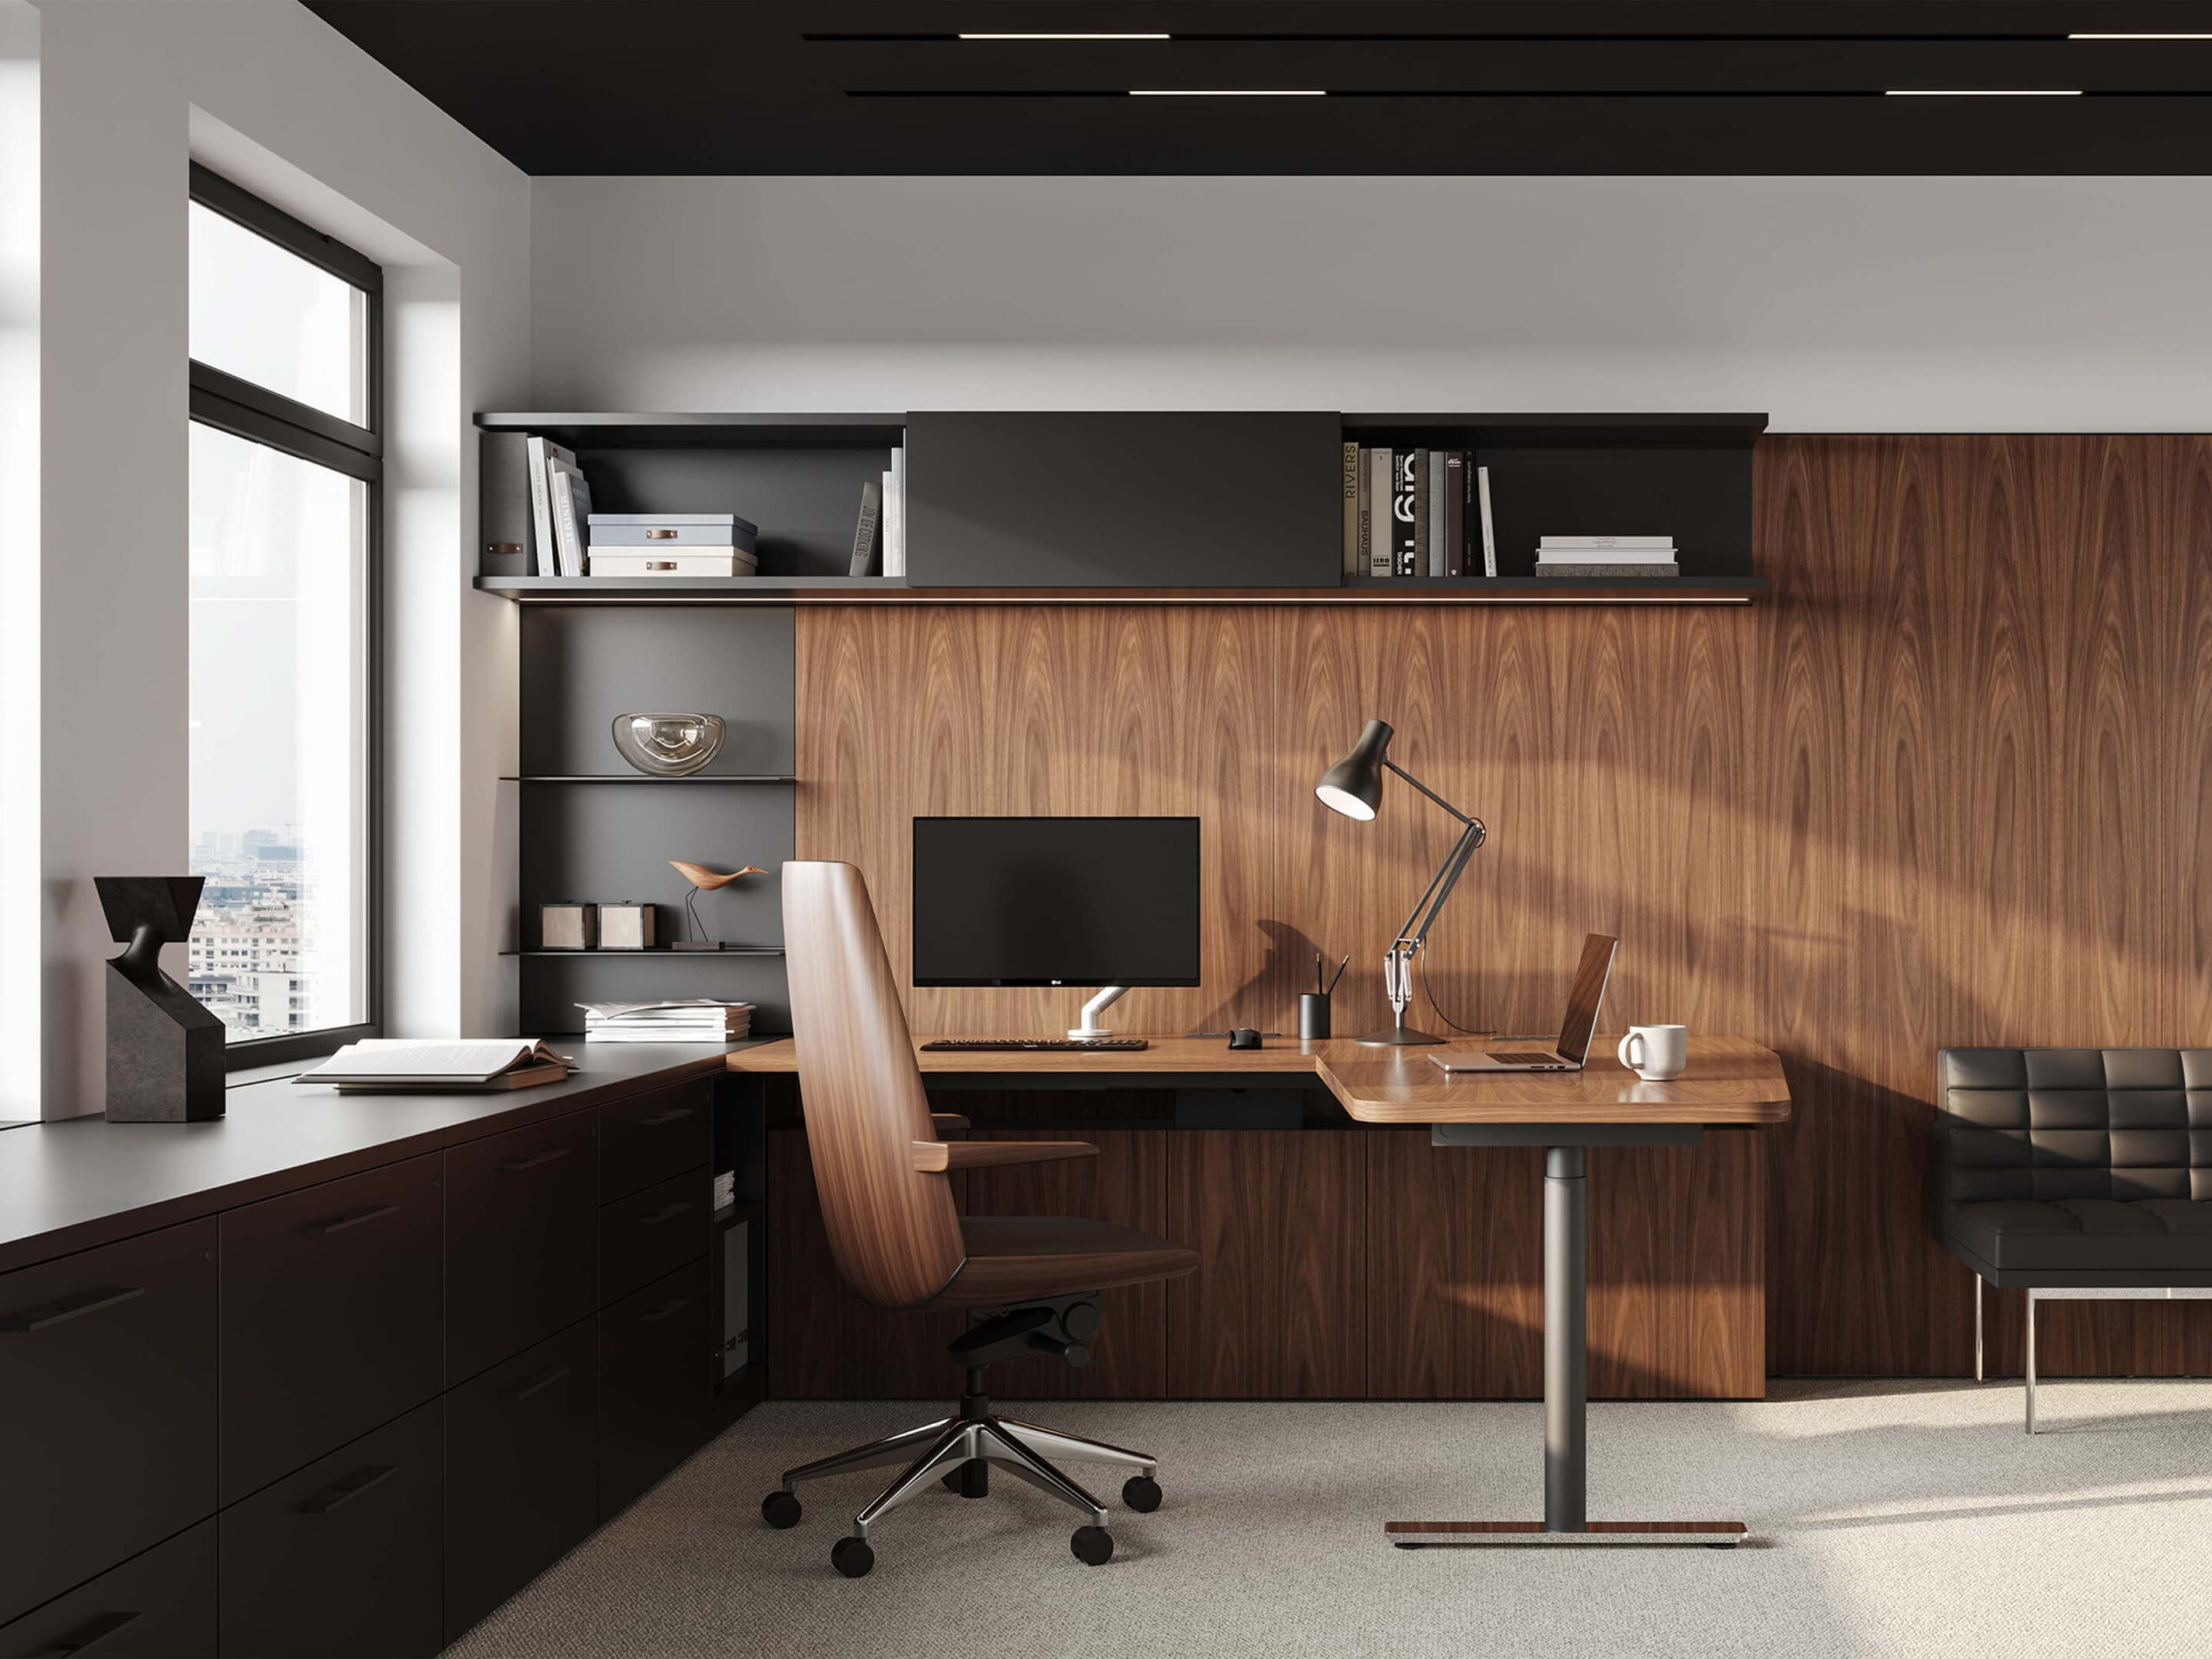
1947;1198;2212;1274
933;1216;1200;1308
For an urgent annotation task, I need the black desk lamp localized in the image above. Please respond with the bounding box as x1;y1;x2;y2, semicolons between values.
1315;719;1487;1046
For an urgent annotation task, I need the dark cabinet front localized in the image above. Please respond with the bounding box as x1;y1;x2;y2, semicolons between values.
219;1154;444;1504
217;1400;443;1659
906;411;1343;588
601;1168;709;1306
0;1218;217;1626
443;1319;599;1643
0;1520;217;1659
600;1258;712;1518
601;1078;711;1202
446;1108;600;1384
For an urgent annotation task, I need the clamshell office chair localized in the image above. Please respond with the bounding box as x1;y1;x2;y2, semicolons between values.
760;861;1200;1576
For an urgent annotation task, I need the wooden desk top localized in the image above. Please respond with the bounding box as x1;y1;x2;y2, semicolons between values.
727;1033;1790;1126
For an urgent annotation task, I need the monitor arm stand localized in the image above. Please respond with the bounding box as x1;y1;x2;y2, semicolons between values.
1068;986;1128;1041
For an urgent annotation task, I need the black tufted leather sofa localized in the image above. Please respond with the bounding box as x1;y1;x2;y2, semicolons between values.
1935;1048;2212;1430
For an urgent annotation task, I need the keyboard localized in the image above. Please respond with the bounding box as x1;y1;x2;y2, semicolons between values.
918;1038;1150;1052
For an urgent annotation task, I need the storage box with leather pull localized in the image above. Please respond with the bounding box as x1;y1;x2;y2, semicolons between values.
588;512;760;577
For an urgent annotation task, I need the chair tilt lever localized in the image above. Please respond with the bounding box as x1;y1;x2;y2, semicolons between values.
951;1294;1103;1371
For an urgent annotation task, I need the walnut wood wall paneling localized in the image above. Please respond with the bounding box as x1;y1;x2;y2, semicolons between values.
1165;1131;1368;1398
1364;1132;1765;1400
791;435;2212;1382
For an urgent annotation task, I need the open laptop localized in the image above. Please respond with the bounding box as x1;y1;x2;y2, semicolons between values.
1428;934;1619;1073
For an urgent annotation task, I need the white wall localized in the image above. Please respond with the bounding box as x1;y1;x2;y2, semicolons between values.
22;0;529;1117
530;175;2212;430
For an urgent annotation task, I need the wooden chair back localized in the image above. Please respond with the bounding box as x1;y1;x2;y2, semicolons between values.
782;861;966;1308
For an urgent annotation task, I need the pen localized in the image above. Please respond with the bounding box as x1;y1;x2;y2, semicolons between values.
1325;954;1348;996
1316;952;1325;996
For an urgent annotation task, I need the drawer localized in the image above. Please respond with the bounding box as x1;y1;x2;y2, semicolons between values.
601;1167;709;1306
443;1319;598;1644
601;1078;711;1202
219;1153;443;1504
218;1400;442;1659
0;1218;216;1626
600;1258;711;1518
0;1520;215;1659
446;1108;599;1384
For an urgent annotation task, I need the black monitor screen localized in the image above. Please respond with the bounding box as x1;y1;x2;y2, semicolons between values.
911;817;1201;988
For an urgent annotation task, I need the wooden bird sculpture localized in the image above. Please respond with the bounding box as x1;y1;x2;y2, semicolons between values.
669;861;767;949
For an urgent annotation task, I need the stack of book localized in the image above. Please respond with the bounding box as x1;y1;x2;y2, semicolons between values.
580;999;755;1043
713;1169;737;1211
1342;444;1497;579
850;448;906;577
1534;537;1680;579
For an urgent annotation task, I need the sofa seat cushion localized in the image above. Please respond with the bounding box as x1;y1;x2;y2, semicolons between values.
1948;1198;2212;1273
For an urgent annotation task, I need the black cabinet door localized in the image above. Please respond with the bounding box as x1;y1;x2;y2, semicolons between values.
217;1400;442;1659
219;1153;444;1504
446;1109;599;1385
906;411;1343;588
0;1520;216;1659
601;1078;712;1203
0;1219;217;1625
601;1168;709;1307
600;1258;712;1518
442;1319;599;1644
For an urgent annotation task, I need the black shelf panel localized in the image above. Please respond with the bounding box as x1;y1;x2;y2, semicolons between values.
478;575;906;601
1340;412;1768;448
504;775;798;785
474;412;904;448
712;1201;766;1230
478;576;1765;605
503;949;785;958
1341;575;1767;599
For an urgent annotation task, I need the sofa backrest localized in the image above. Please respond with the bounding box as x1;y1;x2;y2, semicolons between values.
1936;1048;2212;1205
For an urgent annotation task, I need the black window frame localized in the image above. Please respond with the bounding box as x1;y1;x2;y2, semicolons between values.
187;163;384;1070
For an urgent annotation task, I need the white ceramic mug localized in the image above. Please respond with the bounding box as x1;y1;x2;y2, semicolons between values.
1617;1025;1688;1081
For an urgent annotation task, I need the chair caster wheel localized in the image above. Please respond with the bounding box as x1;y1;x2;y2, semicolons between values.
831;1536;874;1578
1071;1525;1115;1566
760;1491;801;1529
1122;1475;1162;1512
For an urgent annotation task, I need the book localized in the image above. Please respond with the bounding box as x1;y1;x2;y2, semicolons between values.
1412;450;1430;581
1340;442;1360;577
849;478;882;576
1427;449;1448;578
480;431;532;577
524;435;577;577
1535;544;1677;564
1392;449;1418;578
1534;561;1681;579
1446;453;1467;578
1476;465;1497;578
1367;448;1392;577
883;448;907;579
548;462;592;579
1539;535;1675;550
582;999;753;1043
1355;447;1372;577
294;1039;576;1091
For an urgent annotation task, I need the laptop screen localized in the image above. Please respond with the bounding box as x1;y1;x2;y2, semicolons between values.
1554;935;1619;1064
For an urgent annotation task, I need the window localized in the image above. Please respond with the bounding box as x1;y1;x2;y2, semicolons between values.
187;166;380;1063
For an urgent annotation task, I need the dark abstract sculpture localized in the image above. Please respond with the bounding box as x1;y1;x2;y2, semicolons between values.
97;876;226;1122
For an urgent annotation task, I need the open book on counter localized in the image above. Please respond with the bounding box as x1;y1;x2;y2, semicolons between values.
292;1039;578;1092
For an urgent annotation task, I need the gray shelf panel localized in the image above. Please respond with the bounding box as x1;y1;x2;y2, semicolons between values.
474;412;905;448
504;776;798;785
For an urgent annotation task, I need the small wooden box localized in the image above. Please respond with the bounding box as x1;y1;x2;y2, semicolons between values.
600;903;658;950
540;902;597;950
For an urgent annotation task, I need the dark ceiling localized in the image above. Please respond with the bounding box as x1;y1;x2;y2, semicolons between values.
301;1;2212;174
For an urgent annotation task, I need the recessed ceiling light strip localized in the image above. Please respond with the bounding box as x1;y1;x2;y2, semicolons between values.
957;33;1172;41
1128;88;1327;97
1885;88;2084;95
2069;33;2212;40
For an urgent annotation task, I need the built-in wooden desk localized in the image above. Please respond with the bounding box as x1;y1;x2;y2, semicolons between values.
738;1032;1790;1549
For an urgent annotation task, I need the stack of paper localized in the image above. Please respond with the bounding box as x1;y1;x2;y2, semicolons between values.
1535;536;1680;578
580;1000;753;1043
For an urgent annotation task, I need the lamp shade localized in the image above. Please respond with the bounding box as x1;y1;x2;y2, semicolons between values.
1315;718;1394;821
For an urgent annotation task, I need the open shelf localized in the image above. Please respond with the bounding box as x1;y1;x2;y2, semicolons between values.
477;575;1765;605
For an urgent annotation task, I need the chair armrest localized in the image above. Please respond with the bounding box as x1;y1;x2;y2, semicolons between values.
930;1112;971;1134
910;1140;1097;1173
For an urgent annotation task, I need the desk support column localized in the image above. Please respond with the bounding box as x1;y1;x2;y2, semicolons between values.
1544;1146;1587;1532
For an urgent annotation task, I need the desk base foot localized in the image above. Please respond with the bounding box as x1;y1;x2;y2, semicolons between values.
1385;1521;1745;1548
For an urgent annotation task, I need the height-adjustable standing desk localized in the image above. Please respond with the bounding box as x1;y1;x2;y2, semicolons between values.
728;1032;1790;1546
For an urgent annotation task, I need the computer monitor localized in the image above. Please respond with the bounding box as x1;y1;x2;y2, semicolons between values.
912;817;1200;1037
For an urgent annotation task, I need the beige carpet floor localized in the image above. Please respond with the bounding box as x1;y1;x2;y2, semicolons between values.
448;1379;2212;1659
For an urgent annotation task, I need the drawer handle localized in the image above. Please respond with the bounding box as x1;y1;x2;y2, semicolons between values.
639;1295;694;1325
638;1200;694;1227
636;1107;693;1128
498;1147;573;1172
298;1462;399;1516
301;1202;400;1236
509;1363;574;1402
31;1610;143;1658
0;1285;145;1334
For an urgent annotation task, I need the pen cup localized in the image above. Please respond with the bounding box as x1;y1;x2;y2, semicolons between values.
1298;993;1332;1040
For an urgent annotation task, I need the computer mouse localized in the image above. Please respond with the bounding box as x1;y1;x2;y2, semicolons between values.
1228;1027;1262;1051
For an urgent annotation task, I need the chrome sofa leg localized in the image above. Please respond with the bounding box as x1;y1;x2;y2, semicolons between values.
2024;1288;2037;1436
1974;1274;1984;1384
